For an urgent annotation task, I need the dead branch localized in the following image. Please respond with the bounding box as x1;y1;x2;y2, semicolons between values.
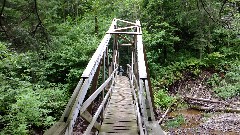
199;0;217;23
219;0;228;19
158;106;171;124
197;0;201;12
18;13;32;25
31;0;48;43
199;0;230;28
0;0;6;20
32;0;43;35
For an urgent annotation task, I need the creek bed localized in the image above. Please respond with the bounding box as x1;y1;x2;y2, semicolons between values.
163;108;240;135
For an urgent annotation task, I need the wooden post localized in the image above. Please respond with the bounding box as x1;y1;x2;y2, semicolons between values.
143;45;157;118
113;34;118;70
101;50;106;122
87;60;101;114
134;35;138;81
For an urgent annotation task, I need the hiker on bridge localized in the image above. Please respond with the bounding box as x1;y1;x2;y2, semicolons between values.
118;66;124;76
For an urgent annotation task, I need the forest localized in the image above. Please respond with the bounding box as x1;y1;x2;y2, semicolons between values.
0;0;239;134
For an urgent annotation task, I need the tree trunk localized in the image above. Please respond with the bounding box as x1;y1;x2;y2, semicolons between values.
95;15;99;36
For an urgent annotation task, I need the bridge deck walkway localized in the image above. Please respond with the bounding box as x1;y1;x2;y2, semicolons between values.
99;75;138;135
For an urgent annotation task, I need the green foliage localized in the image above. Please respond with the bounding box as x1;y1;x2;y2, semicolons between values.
44;20;100;90
0;42;68;134
0;77;68;134
1;0;240;134
165;115;185;129
153;57;207;87
214;84;240;99
0;42;9;59
204;52;225;67
143;22;180;64
0;84;68;134
154;89;176;109
207;73;222;87
212;62;240;99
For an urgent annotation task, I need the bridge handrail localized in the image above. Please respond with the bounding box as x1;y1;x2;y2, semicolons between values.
127;64;144;135
44;19;117;135
83;67;118;134
82;19;116;78
127;64;165;135
80;67;118;114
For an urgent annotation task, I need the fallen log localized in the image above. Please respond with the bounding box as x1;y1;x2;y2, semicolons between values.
184;96;240;106
184;96;230;105
190;105;240;113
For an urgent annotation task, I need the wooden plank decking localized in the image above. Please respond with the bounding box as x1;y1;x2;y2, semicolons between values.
99;75;138;135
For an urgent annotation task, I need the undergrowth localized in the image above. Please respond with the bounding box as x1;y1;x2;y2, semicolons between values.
153;45;240;109
164;115;185;129
209;61;240;99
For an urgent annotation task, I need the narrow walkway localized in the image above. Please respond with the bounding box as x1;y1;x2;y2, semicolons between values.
99;75;138;135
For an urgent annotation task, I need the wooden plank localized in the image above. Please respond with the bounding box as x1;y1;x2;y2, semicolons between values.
105;110;136;113
100;76;138;135
81;111;101;130
80;68;117;113
88;61;101;113
137;35;147;79
144;80;155;121
99;132;137;135
102;49;106;122
101;122;138;127
135;20;147;79
138;79;148;133
100;127;138;133
143;44;156;118
44;122;67;135
83;75;117;135
147;121;165;135
103;118;137;122
99;131;138;135
120;44;132;46
61;79;83;122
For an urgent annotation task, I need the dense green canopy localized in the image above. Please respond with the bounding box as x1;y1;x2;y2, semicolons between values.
0;0;239;134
